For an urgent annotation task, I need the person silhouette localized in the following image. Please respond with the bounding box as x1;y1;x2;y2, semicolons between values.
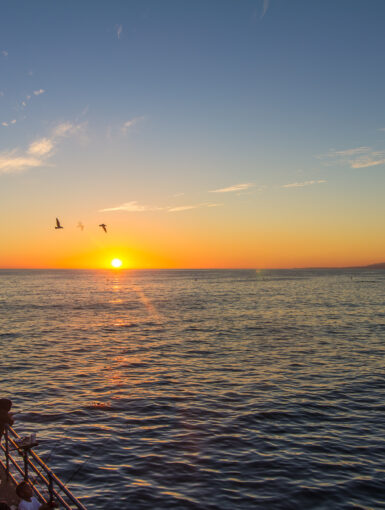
0;398;14;440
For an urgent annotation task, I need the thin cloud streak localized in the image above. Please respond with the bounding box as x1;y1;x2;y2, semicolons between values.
115;24;123;39
321;146;385;169
168;205;199;212
209;183;255;193
282;180;327;188
168;203;222;212
332;147;370;156
100;201;163;213
0;152;41;174
100;201;223;213
261;0;270;18
351;157;385;168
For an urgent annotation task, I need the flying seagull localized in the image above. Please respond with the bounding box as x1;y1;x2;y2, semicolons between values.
55;218;63;229
99;223;107;233
77;221;84;231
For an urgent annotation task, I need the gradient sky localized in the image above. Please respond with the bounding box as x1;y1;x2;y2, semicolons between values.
1;0;385;268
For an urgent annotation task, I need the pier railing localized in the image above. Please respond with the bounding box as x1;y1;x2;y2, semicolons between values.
0;425;87;510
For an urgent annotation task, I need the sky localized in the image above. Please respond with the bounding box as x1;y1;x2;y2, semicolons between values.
1;0;385;269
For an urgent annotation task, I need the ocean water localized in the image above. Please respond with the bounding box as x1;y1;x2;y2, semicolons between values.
0;268;384;510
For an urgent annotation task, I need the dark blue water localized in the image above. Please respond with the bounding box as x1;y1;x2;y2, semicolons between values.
1;269;384;509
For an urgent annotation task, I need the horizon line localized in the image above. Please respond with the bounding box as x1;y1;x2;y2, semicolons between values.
0;263;383;271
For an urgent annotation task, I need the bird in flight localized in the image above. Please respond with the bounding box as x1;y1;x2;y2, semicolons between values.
55;218;64;229
77;221;84;231
99;223;107;233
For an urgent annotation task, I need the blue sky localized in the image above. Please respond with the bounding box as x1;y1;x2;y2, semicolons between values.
1;0;385;267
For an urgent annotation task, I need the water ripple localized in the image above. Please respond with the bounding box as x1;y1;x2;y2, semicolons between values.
0;269;385;509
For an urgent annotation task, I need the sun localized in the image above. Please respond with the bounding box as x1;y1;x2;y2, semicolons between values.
111;258;122;268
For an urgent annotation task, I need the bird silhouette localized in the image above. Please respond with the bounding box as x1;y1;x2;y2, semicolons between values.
55;218;64;229
99;223;107;233
77;221;84;231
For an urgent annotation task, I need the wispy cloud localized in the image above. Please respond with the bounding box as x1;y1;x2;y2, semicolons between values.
209;183;255;193
53;123;74;137
17;89;46;112
282;180;327;188
0;121;85;175
100;201;162;213
28;138;54;156
167;205;199;212
331;147;369;157
100;201;223;213
53;121;84;138
352;158;385;168
321;146;385;169
2;119;17;128
121;116;144;134
0;151;41;174
115;24;123;40
2;50;8;57
168;203;222;212
261;0;270;18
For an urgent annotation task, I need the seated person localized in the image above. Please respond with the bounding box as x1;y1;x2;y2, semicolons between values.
0;399;14;440
16;482;56;510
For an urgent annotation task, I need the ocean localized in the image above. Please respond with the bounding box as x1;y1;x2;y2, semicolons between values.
0;269;384;509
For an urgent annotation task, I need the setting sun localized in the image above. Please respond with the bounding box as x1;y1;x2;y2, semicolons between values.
111;258;122;268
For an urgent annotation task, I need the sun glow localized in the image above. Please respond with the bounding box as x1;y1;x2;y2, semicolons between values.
111;258;122;268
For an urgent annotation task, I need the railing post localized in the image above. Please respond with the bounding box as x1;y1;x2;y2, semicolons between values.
23;449;29;481
3;426;87;509
5;425;9;479
48;472;54;504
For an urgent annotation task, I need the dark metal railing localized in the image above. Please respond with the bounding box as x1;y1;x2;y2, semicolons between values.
0;425;87;510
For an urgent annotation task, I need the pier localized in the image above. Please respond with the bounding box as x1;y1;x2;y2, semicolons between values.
0;463;18;508
0;425;86;509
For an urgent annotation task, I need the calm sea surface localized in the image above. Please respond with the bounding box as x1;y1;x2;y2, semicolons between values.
0;269;384;509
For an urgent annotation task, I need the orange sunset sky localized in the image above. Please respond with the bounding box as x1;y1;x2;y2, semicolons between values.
1;1;385;269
